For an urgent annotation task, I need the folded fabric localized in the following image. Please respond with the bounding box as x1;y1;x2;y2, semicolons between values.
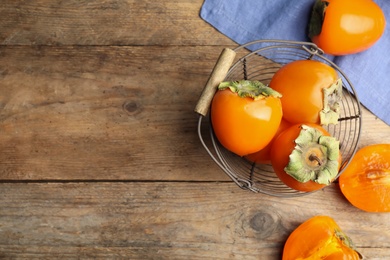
200;0;390;125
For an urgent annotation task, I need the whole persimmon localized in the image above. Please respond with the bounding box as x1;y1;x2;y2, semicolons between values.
308;0;386;55
270;123;341;192
245;119;292;164
211;80;283;156
269;59;342;126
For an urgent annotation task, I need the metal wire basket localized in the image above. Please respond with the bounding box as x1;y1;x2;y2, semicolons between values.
194;40;362;197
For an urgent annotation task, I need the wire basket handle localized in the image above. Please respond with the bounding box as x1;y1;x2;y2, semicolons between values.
194;48;237;116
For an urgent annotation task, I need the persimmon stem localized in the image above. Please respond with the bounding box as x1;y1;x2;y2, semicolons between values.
309;154;323;166
284;125;340;184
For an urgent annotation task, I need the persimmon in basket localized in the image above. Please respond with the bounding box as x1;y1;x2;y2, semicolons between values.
270;123;342;192
245;119;292;164
269;59;342;126
211;80;283;156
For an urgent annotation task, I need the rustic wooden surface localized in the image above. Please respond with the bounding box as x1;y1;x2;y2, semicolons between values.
0;1;389;259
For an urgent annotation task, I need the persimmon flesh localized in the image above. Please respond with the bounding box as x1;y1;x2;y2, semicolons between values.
339;144;390;212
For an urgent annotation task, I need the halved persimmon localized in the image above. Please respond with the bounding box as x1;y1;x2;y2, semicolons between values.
339;144;390;212
283;216;361;260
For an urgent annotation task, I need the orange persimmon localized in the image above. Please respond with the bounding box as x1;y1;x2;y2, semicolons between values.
270;123;341;192
308;0;386;55
245;119;292;164
269;59;342;125
211;80;282;156
283;216;361;259
339;144;390;212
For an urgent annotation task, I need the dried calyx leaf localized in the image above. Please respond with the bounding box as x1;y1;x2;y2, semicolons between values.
284;125;340;185
218;80;282;100
308;0;329;39
335;230;365;259
320;78;343;125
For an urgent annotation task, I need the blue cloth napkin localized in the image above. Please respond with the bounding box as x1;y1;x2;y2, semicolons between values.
200;0;390;125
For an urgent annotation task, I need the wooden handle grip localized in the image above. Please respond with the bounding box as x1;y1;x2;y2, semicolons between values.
194;48;236;116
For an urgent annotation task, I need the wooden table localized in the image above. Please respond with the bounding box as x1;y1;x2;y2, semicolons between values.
1;1;389;259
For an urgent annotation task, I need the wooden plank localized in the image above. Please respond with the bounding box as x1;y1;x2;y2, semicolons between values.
0;45;389;181
0;0;232;46
0;45;232;181
0;182;389;259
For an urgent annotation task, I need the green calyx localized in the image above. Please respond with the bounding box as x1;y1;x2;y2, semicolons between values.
335;230;356;251
308;0;329;39
218;80;282;100
320;78;343;125
335;230;364;259
284;125;340;185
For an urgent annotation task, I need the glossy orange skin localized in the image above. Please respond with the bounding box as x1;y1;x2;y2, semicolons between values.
245;119;292;164
270;123;338;192
269;60;339;125
312;0;386;55
339;144;390;212
283;216;361;260
210;89;282;156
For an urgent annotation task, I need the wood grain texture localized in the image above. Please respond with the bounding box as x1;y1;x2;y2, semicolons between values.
1;0;389;258
0;0;232;46
0;182;389;259
0;45;232;181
